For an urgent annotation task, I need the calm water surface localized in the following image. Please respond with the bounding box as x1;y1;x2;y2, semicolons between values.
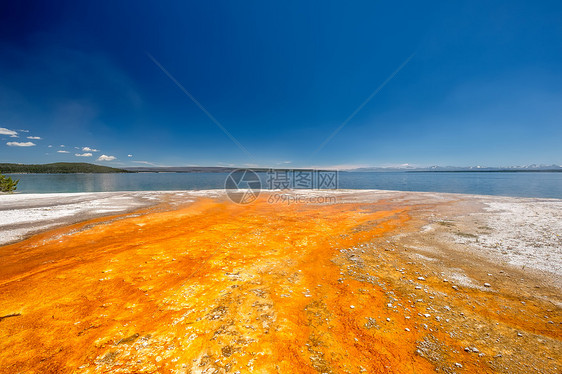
5;172;562;199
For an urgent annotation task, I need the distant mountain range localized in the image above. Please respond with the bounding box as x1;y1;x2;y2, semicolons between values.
350;164;562;172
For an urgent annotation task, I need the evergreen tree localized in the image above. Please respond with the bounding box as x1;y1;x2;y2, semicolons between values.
0;174;19;192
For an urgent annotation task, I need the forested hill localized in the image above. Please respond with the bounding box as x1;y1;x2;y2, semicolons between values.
0;162;131;174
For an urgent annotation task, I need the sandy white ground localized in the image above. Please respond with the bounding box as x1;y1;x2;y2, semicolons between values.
0;190;237;245
0;192;163;245
455;197;562;277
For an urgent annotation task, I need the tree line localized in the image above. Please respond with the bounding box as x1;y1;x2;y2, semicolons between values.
0;162;130;174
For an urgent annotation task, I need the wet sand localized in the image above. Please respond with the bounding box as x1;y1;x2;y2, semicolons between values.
0;190;560;373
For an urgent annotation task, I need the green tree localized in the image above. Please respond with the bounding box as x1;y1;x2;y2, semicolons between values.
0;174;19;192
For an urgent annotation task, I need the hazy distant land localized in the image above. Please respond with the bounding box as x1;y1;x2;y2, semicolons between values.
1;162;561;174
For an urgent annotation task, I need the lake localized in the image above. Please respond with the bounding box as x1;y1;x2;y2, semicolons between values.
5;171;562;199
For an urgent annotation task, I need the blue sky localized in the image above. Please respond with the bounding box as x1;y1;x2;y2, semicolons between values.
1;1;561;168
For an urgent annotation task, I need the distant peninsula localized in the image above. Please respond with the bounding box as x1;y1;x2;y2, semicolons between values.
0;162;131;174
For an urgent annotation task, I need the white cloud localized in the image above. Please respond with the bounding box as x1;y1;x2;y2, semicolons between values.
57;150;69;153
48;145;53;148
60;145;65;147
127;154;133;157
75;152;93;157
97;154;116;161
27;136;41;140
132;160;164;166
0;127;18;138
83;146;99;152
7;141;35;147
18;129;29;133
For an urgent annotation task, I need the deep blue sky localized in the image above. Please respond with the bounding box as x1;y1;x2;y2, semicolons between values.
1;1;561;168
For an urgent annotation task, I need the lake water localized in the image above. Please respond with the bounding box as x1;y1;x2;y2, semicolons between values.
5;172;562;199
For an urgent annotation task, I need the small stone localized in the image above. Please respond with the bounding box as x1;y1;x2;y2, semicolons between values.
517;332;523;337
472;347;479;353
405;328;410;332
464;347;471;352
484;283;491;288
455;363;463;368
423;313;431;318
387;303;393;308
452;285;459;290
350;305;355;309
417;277;425;281
386;318;390;322
415;286;422;290
443;279;448;282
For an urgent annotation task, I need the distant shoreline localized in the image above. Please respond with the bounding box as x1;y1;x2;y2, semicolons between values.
4;169;562;175
0;162;130;174
2;161;562;174
405;169;562;173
